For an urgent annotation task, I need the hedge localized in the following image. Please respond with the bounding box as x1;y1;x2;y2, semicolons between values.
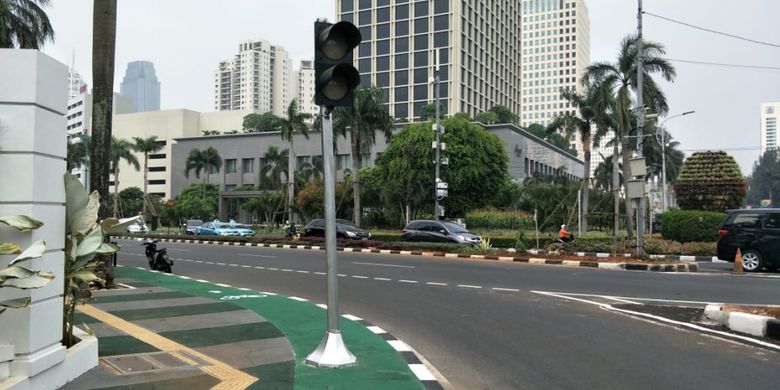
660;210;726;243
465;209;534;230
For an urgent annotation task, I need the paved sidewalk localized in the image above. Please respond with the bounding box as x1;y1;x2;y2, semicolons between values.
64;266;428;390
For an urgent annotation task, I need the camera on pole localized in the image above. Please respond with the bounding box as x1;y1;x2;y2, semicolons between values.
314;20;361;108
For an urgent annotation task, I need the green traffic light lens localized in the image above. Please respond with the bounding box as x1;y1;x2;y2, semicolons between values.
323;73;349;101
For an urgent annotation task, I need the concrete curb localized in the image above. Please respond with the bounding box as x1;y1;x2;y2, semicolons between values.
526;249;725;263
117;236;699;273
703;304;780;340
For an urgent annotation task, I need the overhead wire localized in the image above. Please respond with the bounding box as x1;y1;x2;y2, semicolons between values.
643;11;780;49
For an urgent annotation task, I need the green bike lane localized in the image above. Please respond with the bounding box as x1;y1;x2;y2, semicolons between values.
67;266;432;390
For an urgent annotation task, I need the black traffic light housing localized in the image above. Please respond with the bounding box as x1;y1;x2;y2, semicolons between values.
314;20;361;108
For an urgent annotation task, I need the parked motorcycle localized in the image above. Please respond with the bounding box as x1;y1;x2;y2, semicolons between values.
284;222;300;240
141;239;173;273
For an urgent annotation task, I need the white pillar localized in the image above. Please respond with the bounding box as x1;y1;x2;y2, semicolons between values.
0;49;96;389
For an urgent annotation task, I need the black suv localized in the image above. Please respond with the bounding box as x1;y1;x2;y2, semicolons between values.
303;219;371;240
717;209;780;272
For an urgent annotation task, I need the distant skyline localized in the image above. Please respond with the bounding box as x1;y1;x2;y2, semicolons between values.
42;0;780;173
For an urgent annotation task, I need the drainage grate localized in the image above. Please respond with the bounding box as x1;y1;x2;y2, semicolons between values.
102;350;206;375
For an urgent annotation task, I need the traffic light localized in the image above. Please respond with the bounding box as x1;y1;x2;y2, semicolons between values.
314;20;361;107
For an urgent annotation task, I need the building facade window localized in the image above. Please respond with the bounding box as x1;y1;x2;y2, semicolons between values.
225;159;237;174
242;158;254;173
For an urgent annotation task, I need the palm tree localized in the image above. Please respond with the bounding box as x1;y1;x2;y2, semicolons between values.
260;145;289;191
110;138;140;218
583;34;676;238
132;136;164;219
548;87;598;234
90;0;118;218
278;99;312;223
333;86;394;226
66;141;87;171
0;0;54;48
184;147;222;198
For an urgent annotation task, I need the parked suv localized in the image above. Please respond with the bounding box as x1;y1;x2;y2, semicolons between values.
717;209;780;272
401;220;481;245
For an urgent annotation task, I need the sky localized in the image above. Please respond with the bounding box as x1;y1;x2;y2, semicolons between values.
41;0;780;174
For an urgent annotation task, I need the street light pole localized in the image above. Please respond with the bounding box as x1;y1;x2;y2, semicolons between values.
655;111;695;212
636;0;646;255
434;48;442;220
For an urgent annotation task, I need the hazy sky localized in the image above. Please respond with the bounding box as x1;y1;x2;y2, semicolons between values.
42;0;780;173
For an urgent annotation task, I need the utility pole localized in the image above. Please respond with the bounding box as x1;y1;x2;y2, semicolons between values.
656;111;695;212
635;0;646;255
434;48;442;220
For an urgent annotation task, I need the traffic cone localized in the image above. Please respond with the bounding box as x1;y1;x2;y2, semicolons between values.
733;248;743;273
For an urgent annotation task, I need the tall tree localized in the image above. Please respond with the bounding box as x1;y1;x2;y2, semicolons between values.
747;149;780;207
132;136;164;219
110;138;140;218
584;34;676;238
0;0;54;48
278;98;312;222
90;0;117;218
242;112;281;133
548;87;598;234
333;86;394;226
66;141;87;171
184;147;222;198
260;145;289;191
420;102;447;121
488;105;519;124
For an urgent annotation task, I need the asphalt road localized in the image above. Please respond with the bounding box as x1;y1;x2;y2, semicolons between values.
115;239;780;390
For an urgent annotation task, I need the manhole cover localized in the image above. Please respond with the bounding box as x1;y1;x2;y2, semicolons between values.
102;350;205;375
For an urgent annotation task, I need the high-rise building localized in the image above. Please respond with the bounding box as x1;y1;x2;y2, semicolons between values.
214;39;294;117
120;60;161;113
760;101;779;155
520;0;590;128
336;0;522;121
294;60;318;118
67;70;86;99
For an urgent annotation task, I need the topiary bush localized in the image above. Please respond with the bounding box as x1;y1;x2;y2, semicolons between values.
660;210;726;243
673;151;746;212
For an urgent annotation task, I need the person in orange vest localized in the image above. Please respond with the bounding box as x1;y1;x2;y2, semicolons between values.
558;224;574;243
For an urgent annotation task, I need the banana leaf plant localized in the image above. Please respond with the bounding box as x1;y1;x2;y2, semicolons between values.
0;215;54;315
63;174;140;347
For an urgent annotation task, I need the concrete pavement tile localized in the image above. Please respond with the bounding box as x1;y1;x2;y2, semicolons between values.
159;322;284;348
92;296;215;312
131;310;267;333
107;302;247;322
88;322;130;338
194;338;294;369
61;363;210;390
94;291;193;304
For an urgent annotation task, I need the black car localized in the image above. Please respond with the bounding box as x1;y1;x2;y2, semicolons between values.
303;219;371;240
717;209;780;272
401;220;482;245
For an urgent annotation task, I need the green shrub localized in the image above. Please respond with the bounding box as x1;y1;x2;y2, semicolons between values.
660;210;726;243
680;242;717;256
465;209;534;229
674;151;746;212
644;239;683;255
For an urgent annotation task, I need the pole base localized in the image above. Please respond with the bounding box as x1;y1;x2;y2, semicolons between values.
305;331;357;368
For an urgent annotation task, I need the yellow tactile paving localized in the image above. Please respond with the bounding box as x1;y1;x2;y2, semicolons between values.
79;304;258;389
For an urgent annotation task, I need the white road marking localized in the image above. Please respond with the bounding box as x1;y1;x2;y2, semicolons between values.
409;364;437;381
374;277;391;281
338;274;347;277
352;261;415;269
216;262;227;266
254;266;266;270
316;304;328;309
238;254;278;259
541;291;718;306
215;283;232;288
178;276;192;280
196;279;210;283
399;280;418;284
532;290;780;351
268;268;279;271
194;260;204;263
458;284;482;289
351;275;369;279
281;269;293;272
388;340;412;352
603;296;643;305
288;296;308;302
492;287;520;292
342;314;363;321
314;272;326;275
237;287;252;291
240;265;252;268
228;264;239;267
296;270;310;274
426;282;448;286
260;291;277;296
205;261;215;265
367;326;387;334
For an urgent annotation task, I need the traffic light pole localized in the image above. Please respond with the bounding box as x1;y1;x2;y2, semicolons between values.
434;49;441;220
305;106;356;368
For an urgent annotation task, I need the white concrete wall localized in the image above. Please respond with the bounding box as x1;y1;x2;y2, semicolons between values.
0;49;96;389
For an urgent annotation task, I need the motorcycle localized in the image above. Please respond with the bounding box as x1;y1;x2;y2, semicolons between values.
141;239;173;273
284;222;300;240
